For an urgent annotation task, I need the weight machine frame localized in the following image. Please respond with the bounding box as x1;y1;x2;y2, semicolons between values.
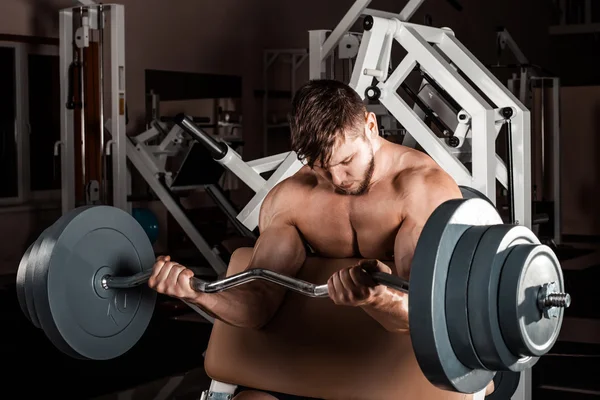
302;3;534;400
495;27;561;245
58;4;305;279
58;4;128;214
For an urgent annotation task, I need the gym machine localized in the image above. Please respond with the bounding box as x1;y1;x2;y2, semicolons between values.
349;14;533;400
17;5;570;400
306;3;541;400
56;3;305;281
492;27;561;246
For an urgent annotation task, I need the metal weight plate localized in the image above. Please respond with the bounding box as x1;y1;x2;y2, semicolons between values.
485;371;521;399
467;225;540;372
30;209;96;359
16;242;35;324
498;244;564;358
23;227;55;329
31;205;157;360
459;185;495;207
409;198;502;393
446;225;490;371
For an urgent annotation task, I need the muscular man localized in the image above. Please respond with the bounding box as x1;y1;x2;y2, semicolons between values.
149;79;475;399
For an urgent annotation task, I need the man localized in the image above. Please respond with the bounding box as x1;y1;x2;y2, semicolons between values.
148;79;482;399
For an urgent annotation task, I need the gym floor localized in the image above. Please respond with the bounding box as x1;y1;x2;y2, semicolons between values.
1;244;599;399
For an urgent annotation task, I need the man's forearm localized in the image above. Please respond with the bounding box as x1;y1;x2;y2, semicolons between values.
188;282;276;329
361;289;409;334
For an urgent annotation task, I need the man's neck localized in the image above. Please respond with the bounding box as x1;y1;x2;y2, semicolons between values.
369;139;394;185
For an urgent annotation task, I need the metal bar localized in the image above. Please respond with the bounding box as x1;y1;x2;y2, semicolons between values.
321;0;372;62
398;0;426;21
104;267;410;298
16;44;28;203
552;78;561;244
60;9;76;213
174;114;227;159
98;4;106;204
111;4;128;211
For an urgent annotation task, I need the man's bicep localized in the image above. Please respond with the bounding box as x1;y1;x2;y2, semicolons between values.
250;182;307;277
248;222;307;277
393;169;460;278
393;219;422;279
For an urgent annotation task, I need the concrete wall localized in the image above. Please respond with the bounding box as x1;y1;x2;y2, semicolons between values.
0;0;554;274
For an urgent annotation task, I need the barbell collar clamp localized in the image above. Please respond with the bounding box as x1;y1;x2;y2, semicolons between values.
537;281;571;319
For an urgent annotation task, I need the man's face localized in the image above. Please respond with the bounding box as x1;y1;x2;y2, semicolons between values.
312;115;376;195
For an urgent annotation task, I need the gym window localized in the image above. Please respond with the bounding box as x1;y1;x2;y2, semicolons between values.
0;41;60;206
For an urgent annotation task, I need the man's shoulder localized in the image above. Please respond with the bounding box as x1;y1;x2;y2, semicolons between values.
390;147;459;199
258;166;320;230
260;166;316;219
270;165;318;197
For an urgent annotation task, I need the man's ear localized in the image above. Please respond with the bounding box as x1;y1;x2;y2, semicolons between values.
364;111;378;138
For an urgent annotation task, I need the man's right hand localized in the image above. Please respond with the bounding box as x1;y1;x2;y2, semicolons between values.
147;255;197;301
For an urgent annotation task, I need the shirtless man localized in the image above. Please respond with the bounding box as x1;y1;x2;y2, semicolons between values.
148;79;481;399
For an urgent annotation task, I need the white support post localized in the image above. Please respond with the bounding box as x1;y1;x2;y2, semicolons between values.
349;15;534;400
237;152;304;231
110;4;128;211
349;17;391;98
438;33;531;227
309;30;329;79
59;8;76;214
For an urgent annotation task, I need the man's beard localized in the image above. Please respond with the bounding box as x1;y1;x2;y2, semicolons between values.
335;154;375;196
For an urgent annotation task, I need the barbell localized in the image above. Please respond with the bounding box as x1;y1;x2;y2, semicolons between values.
15;196;570;394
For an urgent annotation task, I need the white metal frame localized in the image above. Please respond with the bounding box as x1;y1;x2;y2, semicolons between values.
506;76;561;245
497;27;561;245
173;117;305;231
308;0;425;80
57;4;305;278
59;4;127;215
348;15;531;400
350;16;531;227
0;41;60;206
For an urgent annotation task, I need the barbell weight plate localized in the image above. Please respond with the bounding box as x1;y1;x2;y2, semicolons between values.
485;371;521;399
23;228;55;329
30;209;98;359
409;198;502;393
31;205;157;360
467;225;540;372
446;225;490;371
458;185;495;207
498;244;564;358
16;242;35;325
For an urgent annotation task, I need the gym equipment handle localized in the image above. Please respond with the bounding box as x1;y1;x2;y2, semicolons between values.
102;268;410;297
102;267;570;313
104;266;571;314
173;113;228;160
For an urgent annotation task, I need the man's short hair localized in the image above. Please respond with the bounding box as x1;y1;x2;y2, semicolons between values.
289;79;366;168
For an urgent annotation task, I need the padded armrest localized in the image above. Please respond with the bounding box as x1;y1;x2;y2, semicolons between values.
204;248;476;400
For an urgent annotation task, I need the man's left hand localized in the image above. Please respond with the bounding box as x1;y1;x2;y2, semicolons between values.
327;259;392;307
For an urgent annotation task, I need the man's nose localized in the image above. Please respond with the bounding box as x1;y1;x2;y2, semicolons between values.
330;170;347;186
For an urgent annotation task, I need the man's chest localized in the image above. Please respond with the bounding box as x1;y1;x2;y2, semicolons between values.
296;190;403;260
